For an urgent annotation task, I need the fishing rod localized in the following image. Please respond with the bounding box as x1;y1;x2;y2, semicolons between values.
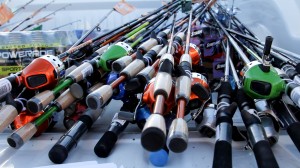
225;28;300;62
51;20;81;30
20;3;71;31
71;9;114;47
226;35;281;145
10;0;55;31
212;4;237;167
269;91;300;152
12;0;35;15
166;6;194;153
93;87;139;158
228;48;279;168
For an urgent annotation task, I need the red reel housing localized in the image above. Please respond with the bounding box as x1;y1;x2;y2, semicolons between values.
20;55;65;90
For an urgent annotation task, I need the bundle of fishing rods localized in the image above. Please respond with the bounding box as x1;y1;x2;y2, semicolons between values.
0;0;300;167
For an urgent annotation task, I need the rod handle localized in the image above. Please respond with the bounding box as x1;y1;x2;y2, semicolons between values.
94;131;118;158
287;122;300;152
212;140;232;168
253;140;279;168
263;36;273;56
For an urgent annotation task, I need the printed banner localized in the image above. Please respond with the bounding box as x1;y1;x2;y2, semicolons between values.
0;30;79;77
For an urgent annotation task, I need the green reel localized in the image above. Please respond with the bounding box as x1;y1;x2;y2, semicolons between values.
98;42;133;71
241;61;285;99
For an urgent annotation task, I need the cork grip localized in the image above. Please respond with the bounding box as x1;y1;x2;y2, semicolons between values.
0;105;18;132
56;89;77;110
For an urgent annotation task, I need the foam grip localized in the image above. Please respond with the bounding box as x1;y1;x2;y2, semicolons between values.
67;62;93;82
141;114;166;151
120;59;145;79
138;38;158;53
167;118;188;153
263;36;273;56
27;90;55;113
55;89;77;110
253;140;279;168
149;148;169;167
94;131;118;158
7;123;37;149
287;122;300;152
295;63;300;74
236;88;254;110
218;82;233;100
240;110;261;128
0;105;18;132
112;56;133;72
154;72;172;98
86;85;113;110
212;140;232;168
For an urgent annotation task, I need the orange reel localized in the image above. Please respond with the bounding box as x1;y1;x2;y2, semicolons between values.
188;72;211;111
174;43;202;66
142;78;175;115
20;55;65;90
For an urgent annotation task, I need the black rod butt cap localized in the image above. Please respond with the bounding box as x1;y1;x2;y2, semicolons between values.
48;144;69;164
94;131;118;158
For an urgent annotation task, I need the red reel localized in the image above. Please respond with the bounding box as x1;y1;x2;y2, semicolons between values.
20;55;65;90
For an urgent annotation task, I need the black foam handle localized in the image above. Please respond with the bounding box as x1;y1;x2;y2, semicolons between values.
287;122;300;152
295;63;300;74
218;81;233;103
212;140;232;168
216;102;237;126
236;88;254;111
94;131;118;158
240;110;261;128
263;36;273;56
271;57;284;68
253;140;279;168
